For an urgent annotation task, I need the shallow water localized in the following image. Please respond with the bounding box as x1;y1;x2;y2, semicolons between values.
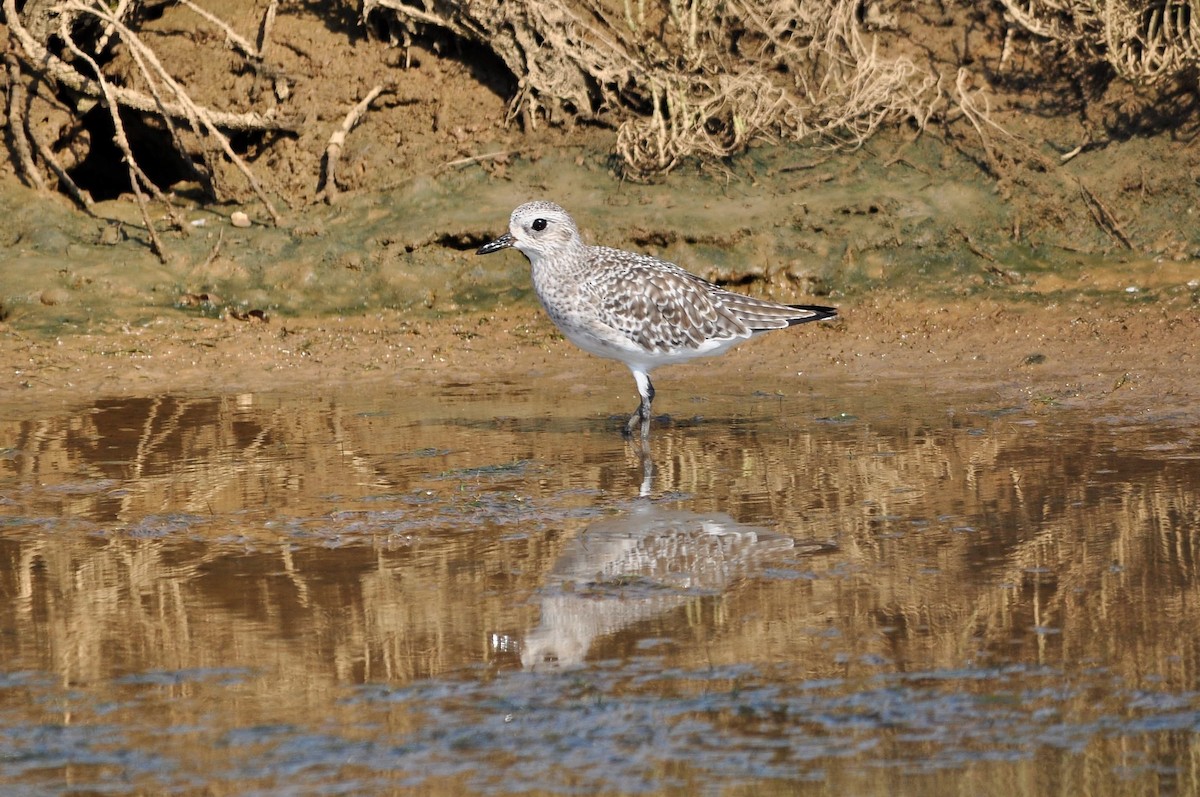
1;375;1199;795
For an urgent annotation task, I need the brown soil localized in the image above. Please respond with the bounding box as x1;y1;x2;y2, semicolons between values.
5;290;1197;427
2;2;1199;423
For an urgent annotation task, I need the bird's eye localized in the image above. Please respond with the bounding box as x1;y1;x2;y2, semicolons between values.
531;218;548;232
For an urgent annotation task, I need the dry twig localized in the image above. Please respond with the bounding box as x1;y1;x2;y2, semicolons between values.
442;150;518;169
5;0;288;227
58;17;169;259
1078;180;1134;249
200;227;226;271
318;85;389;204
178;0;260;58
955;225;999;264
258;0;280;58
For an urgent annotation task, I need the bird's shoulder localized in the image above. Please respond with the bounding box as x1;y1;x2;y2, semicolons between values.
584;246;715;297
577;247;749;349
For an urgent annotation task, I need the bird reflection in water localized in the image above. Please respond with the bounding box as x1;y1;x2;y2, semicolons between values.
515;453;832;670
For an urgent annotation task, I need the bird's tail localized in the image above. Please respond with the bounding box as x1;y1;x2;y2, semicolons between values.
782;305;838;327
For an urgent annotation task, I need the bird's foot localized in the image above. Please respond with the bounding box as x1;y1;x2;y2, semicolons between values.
623;406;651;439
623;411;644;438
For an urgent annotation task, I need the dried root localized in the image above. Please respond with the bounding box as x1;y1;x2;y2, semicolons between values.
364;0;942;179
999;0;1200;84
5;0;291;258
317;85;390;204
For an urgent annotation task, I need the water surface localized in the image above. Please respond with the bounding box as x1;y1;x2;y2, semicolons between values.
1;376;1198;795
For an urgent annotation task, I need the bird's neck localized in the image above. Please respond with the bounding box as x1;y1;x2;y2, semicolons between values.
530;241;590;282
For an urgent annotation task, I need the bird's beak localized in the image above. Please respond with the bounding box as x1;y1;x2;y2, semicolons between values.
476;233;514;255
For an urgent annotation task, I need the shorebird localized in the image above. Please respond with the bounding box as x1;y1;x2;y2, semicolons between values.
477;201;837;437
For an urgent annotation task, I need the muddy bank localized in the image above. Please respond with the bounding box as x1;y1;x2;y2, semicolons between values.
4;115;1199;328
5;286;1197;432
1;128;1197;426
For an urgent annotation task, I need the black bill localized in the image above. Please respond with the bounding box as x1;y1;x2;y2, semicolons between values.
476;233;514;255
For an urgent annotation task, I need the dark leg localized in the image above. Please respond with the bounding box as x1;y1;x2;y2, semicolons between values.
624;370;654;438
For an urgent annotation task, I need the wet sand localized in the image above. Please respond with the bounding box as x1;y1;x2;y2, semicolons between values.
5;289;1197;427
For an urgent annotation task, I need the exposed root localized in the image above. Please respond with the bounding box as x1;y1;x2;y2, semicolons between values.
998;0;1200;84
5;51;46;193
5;2;290;133
364;0;942;179
950;66;1053;179
6;0;1187;219
6;48;94;209
58;16;172;259
953;68;1009;176
5;0;288;243
440;150;519;171
317;84;390;204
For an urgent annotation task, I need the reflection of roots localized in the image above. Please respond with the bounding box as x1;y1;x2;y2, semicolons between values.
366;0;942;179
5;0;288;258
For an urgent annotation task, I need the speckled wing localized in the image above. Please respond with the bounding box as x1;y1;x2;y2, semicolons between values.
708;288;825;330
586;252;753;354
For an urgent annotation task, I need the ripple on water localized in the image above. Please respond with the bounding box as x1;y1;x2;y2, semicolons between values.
1;382;1199;794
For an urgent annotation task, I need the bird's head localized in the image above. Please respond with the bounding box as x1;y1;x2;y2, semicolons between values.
477;201;581;264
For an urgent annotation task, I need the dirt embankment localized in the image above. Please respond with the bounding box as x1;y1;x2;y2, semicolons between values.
1;2;1198;423
4;1;1199;242
5;287;1198;430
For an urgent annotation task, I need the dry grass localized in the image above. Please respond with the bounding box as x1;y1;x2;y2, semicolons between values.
1000;0;1200;83
365;0;942;178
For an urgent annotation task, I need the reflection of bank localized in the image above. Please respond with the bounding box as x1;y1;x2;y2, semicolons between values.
514;455;831;670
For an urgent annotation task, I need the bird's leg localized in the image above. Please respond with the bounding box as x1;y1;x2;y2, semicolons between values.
625;370;654;438
637;444;656;496
624;408;647;437
624;401;651;439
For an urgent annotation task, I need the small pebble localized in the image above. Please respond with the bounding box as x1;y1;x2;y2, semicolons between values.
230;211;252;228
99;224;124;245
40;288;70;306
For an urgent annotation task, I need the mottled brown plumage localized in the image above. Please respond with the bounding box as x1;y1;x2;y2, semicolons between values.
477;201;837;437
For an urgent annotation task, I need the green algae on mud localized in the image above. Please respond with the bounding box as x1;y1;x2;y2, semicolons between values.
4;133;1196;337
